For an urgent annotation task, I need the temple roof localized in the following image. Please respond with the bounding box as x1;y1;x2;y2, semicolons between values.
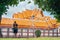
1;9;60;29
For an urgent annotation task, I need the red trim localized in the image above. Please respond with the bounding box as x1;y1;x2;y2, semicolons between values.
0;24;58;30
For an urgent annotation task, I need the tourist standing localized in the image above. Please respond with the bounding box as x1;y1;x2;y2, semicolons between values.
12;21;18;37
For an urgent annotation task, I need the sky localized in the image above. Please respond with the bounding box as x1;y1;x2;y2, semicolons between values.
2;0;54;19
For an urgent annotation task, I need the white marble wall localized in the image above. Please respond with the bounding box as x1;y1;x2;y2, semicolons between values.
1;28;60;37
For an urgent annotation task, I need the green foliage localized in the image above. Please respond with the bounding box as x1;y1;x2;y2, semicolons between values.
34;0;60;21
35;30;41;37
0;0;19;16
28;1;31;4
20;0;25;2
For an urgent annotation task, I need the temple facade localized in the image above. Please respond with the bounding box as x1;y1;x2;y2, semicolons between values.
1;8;60;37
1;8;60;29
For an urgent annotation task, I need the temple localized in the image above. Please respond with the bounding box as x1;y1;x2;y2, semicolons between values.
1;9;60;30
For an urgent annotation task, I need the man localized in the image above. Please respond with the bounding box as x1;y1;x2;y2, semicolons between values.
12;21;18;37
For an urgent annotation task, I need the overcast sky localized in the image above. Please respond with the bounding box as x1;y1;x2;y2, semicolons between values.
2;0;54;19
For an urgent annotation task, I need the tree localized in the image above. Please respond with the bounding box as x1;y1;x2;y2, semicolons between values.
34;0;60;22
35;30;41;37
0;0;25;37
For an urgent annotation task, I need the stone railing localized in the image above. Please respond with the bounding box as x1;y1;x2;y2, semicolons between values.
0;27;60;38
